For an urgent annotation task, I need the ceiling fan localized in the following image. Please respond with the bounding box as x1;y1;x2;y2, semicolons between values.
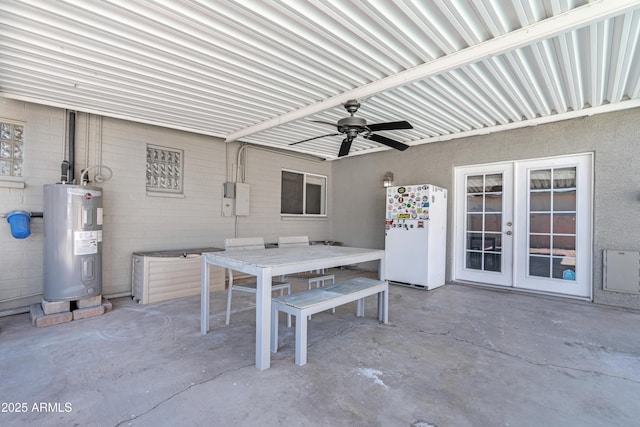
290;99;412;157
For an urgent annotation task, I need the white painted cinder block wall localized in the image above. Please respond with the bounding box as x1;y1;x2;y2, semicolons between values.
0;99;330;313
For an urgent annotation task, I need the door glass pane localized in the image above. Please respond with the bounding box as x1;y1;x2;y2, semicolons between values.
553;213;576;234
484;232;501;250
467;194;483;212
530;213;550;233
528;167;577;280
553;236;575;255
485;174;503;192
553;167;576;188
530;191;551;211
553;189;576;211
484;253;501;271
466;232;484;250
484;213;502;232
553;257;575;280
530;235;550;254
467;214;483;231
530;169;551;189
465;174;503;272
467;176;483;192
485;193;502;212
529;256;550;277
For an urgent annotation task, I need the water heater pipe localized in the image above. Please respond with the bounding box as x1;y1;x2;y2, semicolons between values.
68;111;76;183
0;211;43;218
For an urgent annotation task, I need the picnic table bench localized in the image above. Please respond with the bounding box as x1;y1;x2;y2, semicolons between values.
270;277;389;366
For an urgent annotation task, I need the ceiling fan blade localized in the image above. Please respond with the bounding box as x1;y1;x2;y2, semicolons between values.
367;133;410;151
367;121;413;132
290;133;341;145
338;138;353;157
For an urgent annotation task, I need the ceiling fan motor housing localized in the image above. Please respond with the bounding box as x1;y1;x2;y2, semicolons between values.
337;116;367;135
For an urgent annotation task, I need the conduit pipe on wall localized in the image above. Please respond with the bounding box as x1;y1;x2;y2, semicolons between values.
68;110;76;183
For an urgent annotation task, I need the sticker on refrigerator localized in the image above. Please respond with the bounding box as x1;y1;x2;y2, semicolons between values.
74;231;99;255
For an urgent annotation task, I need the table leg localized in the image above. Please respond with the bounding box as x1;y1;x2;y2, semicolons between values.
255;268;272;370
200;257;210;334
379;257;388;324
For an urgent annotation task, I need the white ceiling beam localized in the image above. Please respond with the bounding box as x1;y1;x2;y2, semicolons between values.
226;0;640;142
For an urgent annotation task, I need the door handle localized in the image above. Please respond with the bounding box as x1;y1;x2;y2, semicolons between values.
506;231;512;235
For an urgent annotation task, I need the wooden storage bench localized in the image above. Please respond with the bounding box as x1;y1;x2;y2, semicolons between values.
132;248;225;304
270;277;388;366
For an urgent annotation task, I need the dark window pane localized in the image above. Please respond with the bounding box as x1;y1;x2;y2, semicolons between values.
281;171;303;214
484;253;501;272
305;183;321;214
467;233;484;250
466;251;482;270
529;256;550;278
484;233;501;251
553;257;575;280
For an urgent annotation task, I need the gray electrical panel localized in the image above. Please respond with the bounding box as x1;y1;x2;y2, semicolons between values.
603;250;640;294
44;184;103;301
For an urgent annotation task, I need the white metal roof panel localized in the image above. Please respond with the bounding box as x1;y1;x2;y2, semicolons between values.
1;0;639;160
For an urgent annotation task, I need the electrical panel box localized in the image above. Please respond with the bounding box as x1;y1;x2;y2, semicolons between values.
235;183;250;216
223;182;236;198
603;250;640;294
222;197;234;216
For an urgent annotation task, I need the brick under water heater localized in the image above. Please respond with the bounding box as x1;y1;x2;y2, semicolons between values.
43;183;103;301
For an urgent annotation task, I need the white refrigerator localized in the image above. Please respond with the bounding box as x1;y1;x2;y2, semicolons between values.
384;184;447;289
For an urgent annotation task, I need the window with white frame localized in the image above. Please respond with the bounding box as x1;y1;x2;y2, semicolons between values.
0;120;25;178
146;144;183;194
281;170;326;216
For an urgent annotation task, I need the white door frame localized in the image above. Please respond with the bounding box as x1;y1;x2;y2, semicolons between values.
453;163;514;286
453;153;593;299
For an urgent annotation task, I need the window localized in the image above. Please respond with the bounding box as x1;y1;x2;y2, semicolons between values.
146;145;183;194
281;170;326;216
0;120;25;178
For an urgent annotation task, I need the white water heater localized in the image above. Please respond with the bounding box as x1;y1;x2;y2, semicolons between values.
43;184;103;301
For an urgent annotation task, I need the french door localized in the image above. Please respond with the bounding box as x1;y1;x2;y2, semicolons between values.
454;154;592;298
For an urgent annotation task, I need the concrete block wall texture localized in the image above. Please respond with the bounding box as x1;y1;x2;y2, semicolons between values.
0;99;330;313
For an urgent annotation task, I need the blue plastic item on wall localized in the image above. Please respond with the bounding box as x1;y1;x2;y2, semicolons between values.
6;210;31;238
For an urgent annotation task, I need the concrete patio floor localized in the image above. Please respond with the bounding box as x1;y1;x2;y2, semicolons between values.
1;268;639;427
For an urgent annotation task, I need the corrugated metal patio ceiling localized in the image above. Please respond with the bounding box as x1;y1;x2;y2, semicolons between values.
1;0;639;160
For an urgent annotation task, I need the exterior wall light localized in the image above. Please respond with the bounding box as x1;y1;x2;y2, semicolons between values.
383;171;394;188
